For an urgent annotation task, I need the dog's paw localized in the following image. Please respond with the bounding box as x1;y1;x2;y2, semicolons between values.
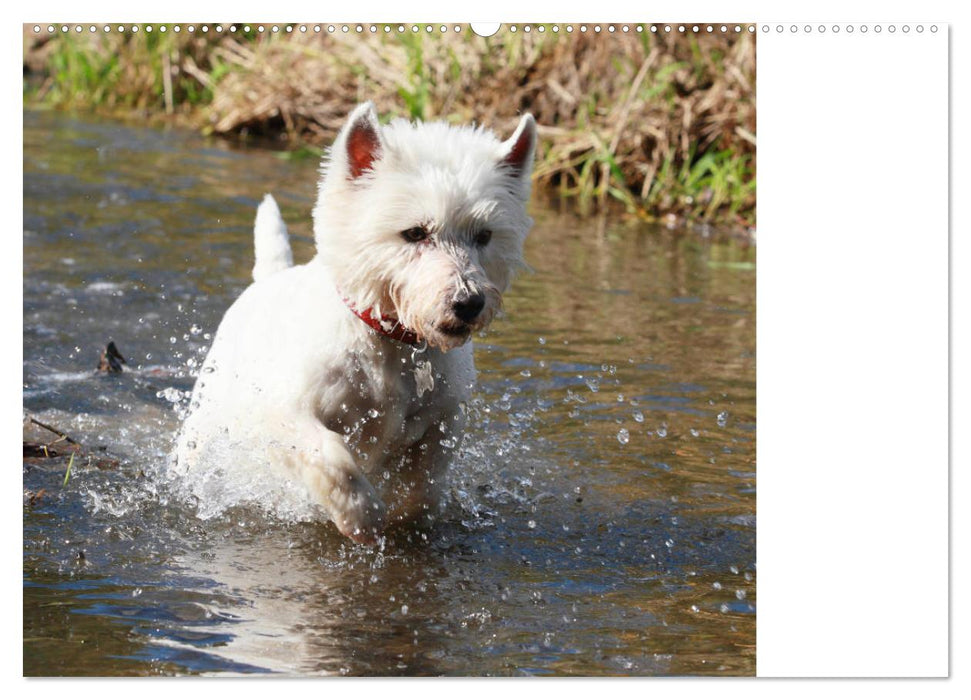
328;472;387;545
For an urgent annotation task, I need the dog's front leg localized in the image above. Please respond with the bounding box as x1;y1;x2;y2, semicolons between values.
387;421;456;527
288;422;387;544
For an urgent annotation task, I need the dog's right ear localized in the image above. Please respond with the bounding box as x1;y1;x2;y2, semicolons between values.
340;102;384;180
499;113;537;180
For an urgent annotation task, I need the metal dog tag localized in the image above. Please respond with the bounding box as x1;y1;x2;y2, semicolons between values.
414;359;435;397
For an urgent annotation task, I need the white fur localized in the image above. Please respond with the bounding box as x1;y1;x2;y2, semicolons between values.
175;103;537;544
251;194;293;282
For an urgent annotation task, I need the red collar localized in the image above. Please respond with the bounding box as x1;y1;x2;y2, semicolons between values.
342;296;421;346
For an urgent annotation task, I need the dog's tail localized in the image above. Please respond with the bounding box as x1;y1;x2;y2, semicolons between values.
252;194;294;283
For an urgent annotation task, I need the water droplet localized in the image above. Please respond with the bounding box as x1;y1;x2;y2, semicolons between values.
156;387;185;404
520;369;531;378
713;581;722;590
538;337;546;345
633;411;644;423
717;411;729;427
690;605;700;613
736;589;746;600
367;408;379;418
656;424;668;438
527;520;536;529
690;428;700;437
665;538;675;548
190;324;202;335
169;336;177;344
401;604;409;614
617;428;630;445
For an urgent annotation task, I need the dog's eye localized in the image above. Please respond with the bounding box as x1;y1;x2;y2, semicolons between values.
401;226;430;243
474;229;493;247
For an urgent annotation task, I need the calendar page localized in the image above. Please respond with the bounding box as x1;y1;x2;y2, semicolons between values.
17;5;950;684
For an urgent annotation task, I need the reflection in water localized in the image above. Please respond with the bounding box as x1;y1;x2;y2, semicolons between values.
23;111;755;676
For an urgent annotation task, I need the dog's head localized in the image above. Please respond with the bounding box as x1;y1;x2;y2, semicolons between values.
313;102;537;351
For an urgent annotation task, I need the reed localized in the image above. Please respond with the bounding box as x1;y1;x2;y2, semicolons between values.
24;25;756;226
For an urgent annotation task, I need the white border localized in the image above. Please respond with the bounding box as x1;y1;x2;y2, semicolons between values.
757;24;948;678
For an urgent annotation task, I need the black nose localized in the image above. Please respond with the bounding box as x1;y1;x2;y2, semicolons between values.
452;293;485;323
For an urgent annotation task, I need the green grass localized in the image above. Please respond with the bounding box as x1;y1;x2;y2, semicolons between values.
24;26;756;228
396;30;431;120
62;452;74;487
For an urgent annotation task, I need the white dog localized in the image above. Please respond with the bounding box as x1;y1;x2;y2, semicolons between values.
175;103;536;544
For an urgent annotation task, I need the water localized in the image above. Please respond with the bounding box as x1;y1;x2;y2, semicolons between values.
23;110;756;676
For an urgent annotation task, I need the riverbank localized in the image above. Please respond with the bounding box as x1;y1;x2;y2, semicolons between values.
23;24;756;227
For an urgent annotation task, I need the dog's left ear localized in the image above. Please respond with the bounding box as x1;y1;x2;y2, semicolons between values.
499;113;537;181
341;102;385;180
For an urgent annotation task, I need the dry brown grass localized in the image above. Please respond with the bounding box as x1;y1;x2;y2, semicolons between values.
24;25;755;224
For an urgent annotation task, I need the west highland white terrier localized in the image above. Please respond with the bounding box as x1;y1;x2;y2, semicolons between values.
175;102;537;544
